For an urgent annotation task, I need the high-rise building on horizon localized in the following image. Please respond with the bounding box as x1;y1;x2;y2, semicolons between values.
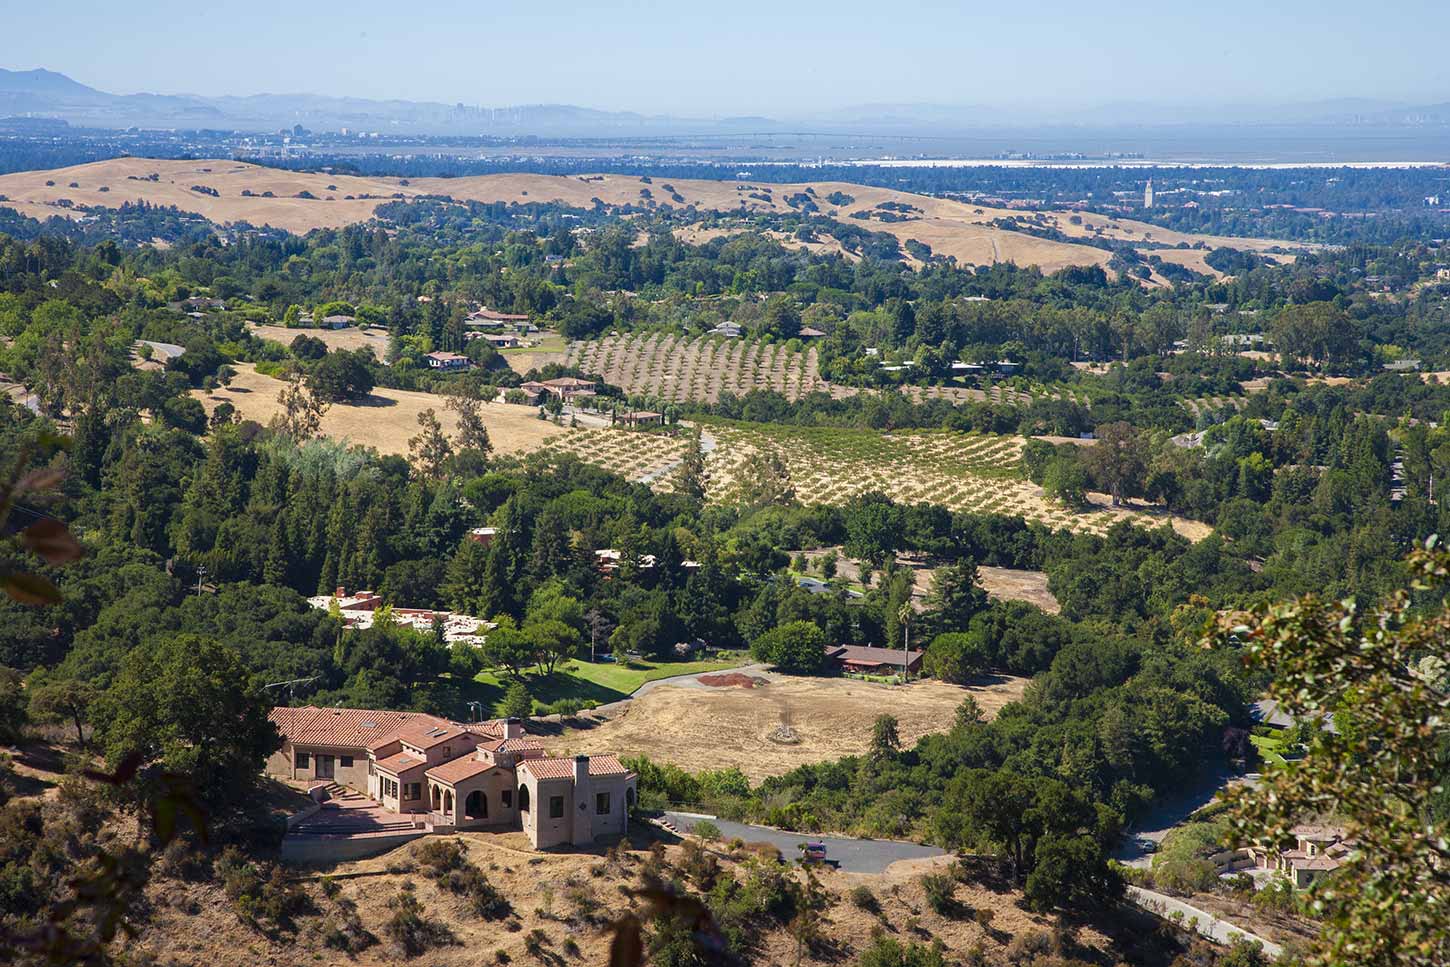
1144;178;1155;208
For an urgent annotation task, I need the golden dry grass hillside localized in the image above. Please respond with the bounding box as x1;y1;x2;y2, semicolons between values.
0;158;1296;277
192;363;565;456
543;674;1029;782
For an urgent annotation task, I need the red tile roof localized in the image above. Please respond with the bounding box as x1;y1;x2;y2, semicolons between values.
398;723;468;750
519;755;631;781
427;756;501;785
479;736;543;754
270;706;451;750
374;751;426;774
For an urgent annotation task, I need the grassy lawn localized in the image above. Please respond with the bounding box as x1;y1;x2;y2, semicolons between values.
501;333;567;355
1250;731;1289;766
472;652;748;714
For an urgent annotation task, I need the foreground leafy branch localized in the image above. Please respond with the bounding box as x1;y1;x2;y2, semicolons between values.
1210;538;1450;967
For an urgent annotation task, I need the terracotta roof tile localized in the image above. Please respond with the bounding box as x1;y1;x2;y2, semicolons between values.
270;706;450;750
374;751;426;774
427;756;501;785
519;755;630;781
479;736;543;754
397;723;467;749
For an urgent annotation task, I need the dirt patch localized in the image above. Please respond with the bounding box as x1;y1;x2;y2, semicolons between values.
697;672;766;688
977;566;1060;614
193;363;566;457
544;674;1028;782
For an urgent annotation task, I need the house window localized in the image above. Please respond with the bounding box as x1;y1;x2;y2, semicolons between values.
596;792;611;815
296;752;310;769
502;790;513;809
441;746;451;759
549;795;565;819
405;782;421;801
340;756;354;768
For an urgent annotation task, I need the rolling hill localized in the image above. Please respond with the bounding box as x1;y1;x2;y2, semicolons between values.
0;157;1300;278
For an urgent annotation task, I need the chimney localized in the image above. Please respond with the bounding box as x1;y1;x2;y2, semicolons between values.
335;586;347;598
574;754;589;786
503;717;523;739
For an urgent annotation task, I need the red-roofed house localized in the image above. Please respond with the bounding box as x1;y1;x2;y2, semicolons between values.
268;706;635;849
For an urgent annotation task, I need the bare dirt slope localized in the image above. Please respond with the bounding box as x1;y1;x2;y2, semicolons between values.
123;829;1166;967
193;363;565;456
0;159;1296;275
543;674;1028;781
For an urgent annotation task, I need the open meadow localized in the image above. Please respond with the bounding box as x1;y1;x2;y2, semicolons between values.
542;673;1029;782
192;363;565;456
247;322;392;360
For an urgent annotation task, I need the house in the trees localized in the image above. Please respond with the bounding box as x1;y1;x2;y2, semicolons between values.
827;644;924;677
268;706;637;850
1246;825;1353;889
539;377;597;402
426;351;472;371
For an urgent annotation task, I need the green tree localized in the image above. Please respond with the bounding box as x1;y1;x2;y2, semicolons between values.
750;620;827;674
408;408;453;480
1081;421;1147;506
672;428;710;504
26;675;98;746
499;681;533;720
91;635;280;815
923;632;991;684
869;714;900;760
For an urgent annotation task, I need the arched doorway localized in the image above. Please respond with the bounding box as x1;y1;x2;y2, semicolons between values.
465;790;486;820
519;786;531;813
443;790;454;817
431;785;441;810
625;787;636;808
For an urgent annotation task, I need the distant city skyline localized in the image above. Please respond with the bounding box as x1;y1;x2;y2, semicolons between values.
2;0;1447;118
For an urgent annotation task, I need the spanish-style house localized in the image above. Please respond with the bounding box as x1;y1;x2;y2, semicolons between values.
1246;824;1353;889
268;705;637;850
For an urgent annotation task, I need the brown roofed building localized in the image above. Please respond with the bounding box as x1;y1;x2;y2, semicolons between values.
826;644;924;676
269;708;633;850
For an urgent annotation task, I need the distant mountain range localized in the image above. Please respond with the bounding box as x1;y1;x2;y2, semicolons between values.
2;67;1449;137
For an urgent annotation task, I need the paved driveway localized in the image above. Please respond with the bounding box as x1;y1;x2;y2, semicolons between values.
1128;886;1283;958
663;811;944;874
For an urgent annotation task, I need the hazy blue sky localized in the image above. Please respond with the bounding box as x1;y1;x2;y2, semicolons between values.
3;0;1447;115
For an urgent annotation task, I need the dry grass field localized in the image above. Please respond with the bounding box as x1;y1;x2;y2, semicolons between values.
192;363;565;456
976;566;1062;613
544;674;1028;781
0;159;1298;277
247;323;392;360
